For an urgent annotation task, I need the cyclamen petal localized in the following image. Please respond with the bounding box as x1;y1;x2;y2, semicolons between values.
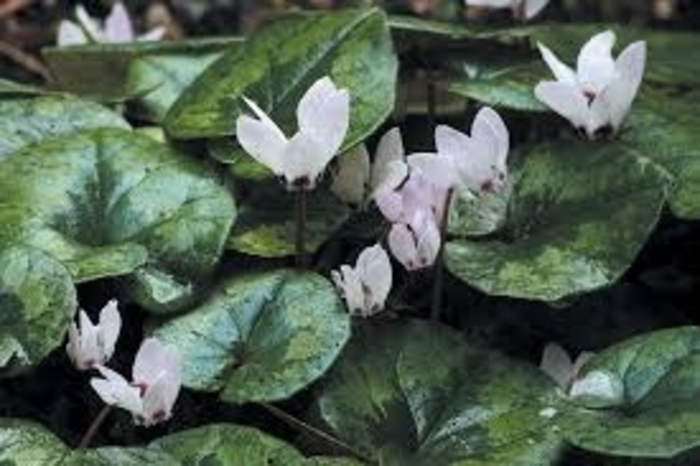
330;145;371;206
57;20;88;46
104;1;134;42
535;30;646;138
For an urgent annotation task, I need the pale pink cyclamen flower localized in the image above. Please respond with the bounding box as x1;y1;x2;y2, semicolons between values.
57;2;165;46
388;208;442;271
539;342;594;391
236;76;350;190
66;300;121;371
331;244;393;318
465;0;550;20
535;30;647;139
90;338;181;427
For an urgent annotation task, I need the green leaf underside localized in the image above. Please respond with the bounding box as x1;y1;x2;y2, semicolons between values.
165;8;398;152
446;135;669;302
0;420;358;465
154;270;350;403
317;320;563;465
0;247;76;374
0;128;235;313
0;96;129;159
556;327;700;458
42;38;240;101
228;184;350;257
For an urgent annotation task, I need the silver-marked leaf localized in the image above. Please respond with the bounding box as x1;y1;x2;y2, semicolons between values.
316;320;563;465
165;8;398;150
0;247;76;375
557;327;700;458
0;96;128;159
446;138;669;302
154;270;350;403
0;128;235;313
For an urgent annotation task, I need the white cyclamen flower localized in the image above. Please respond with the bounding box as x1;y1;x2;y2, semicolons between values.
90;338;181;427
331;244;393;318
412;107;509;195
465;0;550;20
57;2;165;46
236;76;350;190
539;342;594;391
66;300;121;371
535;30;646;139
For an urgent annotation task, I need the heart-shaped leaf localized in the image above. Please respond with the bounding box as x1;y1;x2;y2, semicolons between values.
0;96;129;159
165;8;398;149
154;270;350;403
0;128;235;313
556;327;700;458
446;137;669;302
0;246;76;375
316;319;563;465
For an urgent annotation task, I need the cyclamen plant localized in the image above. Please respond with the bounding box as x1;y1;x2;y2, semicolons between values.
4;2;700;465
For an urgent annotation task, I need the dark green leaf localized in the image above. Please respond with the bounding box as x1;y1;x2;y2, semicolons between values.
557;327;700;458
154;270;350;403
0;128;235;313
165;8;398;149
446;138;669;301
317;320;563;465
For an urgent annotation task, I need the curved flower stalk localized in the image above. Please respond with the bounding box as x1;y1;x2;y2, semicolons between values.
236;76;350;190
331;244;393;317
535;30;647;139
57;2;165;46
465;0;550;20
66;300;121;371
90;338;181;427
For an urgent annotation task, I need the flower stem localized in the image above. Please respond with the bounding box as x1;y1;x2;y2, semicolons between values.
78;405;112;449
431;190;454;322
259;402;373;464
427;75;437;130
295;189;308;267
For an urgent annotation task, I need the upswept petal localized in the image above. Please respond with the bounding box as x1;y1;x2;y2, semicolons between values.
75;5;103;42
283;131;333;188
537;43;577;85
465;0;514;8
132;338;179;387
472;106;510;167
407;152;455;189
138;26;167;42
374;189;404;222
595;41;646;131
91;365;142;414
357;244;392;312
373;160;408;199
540;343;574;390
435;125;471;164
388;223;420;271
57;20;88;46
412;212;441;269
524;0;550;19
78;310;100;366
576;30;617;95
296;77;350;159
140;374;175;426
535;81;590;131
104;2;134;42
330;145;370;206
371;128;405;191
236;98;288;176
332;265;364;314
98;300;121;360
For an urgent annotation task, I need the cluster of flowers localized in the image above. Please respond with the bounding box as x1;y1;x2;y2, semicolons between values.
65;301;181;427
235;29;646;319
